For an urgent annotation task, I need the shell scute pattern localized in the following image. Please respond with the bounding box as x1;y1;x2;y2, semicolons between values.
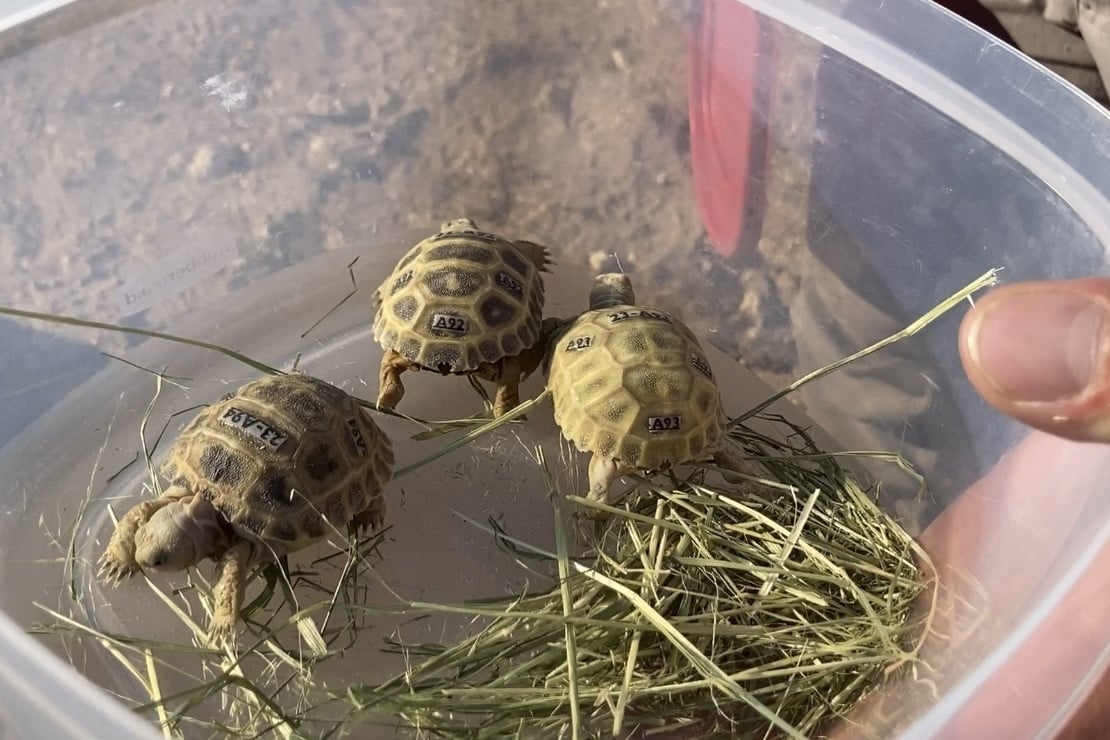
373;228;546;374
163;374;393;550
548;308;726;471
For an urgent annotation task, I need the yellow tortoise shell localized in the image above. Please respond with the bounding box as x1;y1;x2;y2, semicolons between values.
546;305;727;471
161;373;393;552
371;226;548;374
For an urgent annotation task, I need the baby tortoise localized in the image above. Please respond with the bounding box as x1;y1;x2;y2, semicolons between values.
372;218;551;417
98;372;394;646
542;273;744;503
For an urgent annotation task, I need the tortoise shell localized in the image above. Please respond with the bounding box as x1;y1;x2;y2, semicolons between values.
161;373;393;552
546;304;726;471
371;219;549;374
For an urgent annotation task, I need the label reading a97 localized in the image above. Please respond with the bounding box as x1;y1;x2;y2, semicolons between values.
690;354;713;379
346;418;369;457
391;270;414;294
219;407;288;450
564;335;593;352
496;271;524;298
430;313;470;334
646;415;682;433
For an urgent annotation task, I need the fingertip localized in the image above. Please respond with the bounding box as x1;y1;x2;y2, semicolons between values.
959;279;1110;444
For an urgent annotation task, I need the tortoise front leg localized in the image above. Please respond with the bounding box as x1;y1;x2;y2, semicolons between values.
98;487;190;584
207;539;254;648
377;349;410;410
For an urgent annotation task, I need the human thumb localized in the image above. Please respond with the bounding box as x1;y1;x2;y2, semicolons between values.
960;278;1110;443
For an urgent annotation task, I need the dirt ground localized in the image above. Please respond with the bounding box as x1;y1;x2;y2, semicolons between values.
0;0;815;394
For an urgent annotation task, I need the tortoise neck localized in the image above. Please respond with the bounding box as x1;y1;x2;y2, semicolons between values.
589;290;635;310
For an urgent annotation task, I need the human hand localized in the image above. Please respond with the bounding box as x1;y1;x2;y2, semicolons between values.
831;279;1110;739
961;278;1110;444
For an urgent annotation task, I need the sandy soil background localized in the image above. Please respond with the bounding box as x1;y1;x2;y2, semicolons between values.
0;0;814;365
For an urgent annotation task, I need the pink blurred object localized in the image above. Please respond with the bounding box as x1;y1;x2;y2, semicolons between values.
688;0;776;258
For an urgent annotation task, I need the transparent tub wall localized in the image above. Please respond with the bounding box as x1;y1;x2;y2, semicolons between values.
739;1;1110;738
0;0;1109;738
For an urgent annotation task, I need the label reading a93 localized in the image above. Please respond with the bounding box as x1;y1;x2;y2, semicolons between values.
564;336;593;352
430;313;470;334
646;415;682;433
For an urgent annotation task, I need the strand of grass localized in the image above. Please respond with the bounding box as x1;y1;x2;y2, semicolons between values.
615;497;669;736
429;510;808;739
33;605;299;735
65;392;125;601
139;373;169;500
730;268;1000;428
300;256;360;339
144;647;174;739
102;352;192;387
269;556;328;657
408;410;495;441
317;531;362;638
393;389;550;478
772;485;825;603
0;304;448;427
35;604;155;690
540;448;583;740
0;305;283;376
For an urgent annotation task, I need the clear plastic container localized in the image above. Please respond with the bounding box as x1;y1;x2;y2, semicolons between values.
1;0;1108;738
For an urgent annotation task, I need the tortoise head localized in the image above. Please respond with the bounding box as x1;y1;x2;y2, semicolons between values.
438;217;480;233
135;488;228;572
588;273;635;310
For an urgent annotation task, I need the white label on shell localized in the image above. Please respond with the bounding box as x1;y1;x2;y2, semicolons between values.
430;313;470;334
391;270;414;293
563;335;593;352
496;271;524;297
346;417;369;457
608;309;672;324
218;407;288;450
432;229;500;243
690;354;713;379
646;415;682;433
116;232;236;317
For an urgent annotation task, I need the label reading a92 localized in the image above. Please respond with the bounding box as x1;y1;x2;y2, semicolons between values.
646;415;682;433
608;309;672;325
564;335;593;352
430;313;470;334
219;407;288;449
346;418;369;457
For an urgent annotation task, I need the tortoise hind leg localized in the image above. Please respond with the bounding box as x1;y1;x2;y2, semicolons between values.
713;444;749;484
353;494;386;534
513;240;553;272
491;355;524;417
518;317;569;380
377;349;410;411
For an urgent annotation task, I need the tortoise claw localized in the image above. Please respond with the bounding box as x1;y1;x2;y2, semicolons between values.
206;619;239;651
97;551;139;585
